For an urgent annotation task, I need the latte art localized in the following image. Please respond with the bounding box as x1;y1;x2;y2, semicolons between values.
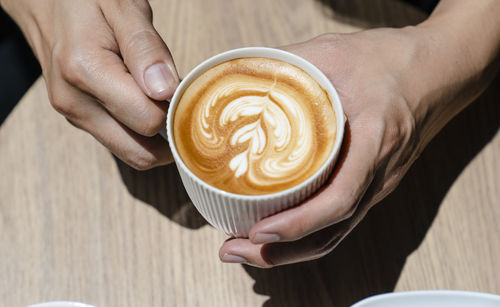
174;57;336;195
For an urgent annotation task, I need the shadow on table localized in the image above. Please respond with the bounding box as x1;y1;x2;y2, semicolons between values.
242;63;500;307
115;160;207;229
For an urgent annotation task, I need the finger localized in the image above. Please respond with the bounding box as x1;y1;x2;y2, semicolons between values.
52;1;170;136
219;238;269;268
101;0;179;100
248;123;377;244
60;46;170;137
220;211;364;268
85;105;174;169
220;225;342;268
49;1;167;136
50;80;172;169
259;216;353;266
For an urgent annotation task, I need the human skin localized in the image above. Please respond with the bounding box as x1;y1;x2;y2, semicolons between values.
219;0;500;267
0;0;179;170
2;0;499;267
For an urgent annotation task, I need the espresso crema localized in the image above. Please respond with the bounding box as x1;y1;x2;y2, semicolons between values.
173;57;336;195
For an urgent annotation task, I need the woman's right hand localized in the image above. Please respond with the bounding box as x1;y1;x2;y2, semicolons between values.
1;0;179;169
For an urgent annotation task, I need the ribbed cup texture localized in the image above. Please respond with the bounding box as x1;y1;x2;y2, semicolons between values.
166;48;345;238
176;155;337;237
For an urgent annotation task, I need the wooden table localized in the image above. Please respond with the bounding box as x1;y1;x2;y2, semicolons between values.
1;0;499;306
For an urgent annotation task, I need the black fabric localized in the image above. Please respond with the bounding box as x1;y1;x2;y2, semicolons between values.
405;0;439;13
0;8;41;124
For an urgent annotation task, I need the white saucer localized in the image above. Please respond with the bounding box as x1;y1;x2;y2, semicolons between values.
352;290;500;307
27;302;95;307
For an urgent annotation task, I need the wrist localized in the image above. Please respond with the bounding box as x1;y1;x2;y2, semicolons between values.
1;0;22;20
1;0;47;67
398;17;500;146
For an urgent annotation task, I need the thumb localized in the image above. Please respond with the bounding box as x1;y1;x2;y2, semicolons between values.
104;2;179;101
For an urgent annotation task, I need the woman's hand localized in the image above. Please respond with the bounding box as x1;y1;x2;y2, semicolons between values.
1;0;179;169
219;29;424;267
219;0;500;267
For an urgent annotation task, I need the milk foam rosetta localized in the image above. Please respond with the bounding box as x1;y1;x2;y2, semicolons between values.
174;57;336;195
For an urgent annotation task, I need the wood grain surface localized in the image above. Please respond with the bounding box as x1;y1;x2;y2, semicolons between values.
1;0;499;306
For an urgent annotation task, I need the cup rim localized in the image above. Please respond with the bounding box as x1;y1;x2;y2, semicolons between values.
166;47;345;201
351;290;500;307
26;302;96;307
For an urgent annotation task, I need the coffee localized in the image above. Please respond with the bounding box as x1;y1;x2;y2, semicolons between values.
173;57;337;195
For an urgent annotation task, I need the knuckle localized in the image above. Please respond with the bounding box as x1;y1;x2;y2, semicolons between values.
260;262;274;269
381;99;420;166
308;233;338;258
48;86;79;120
339;203;356;220
331;189;359;220
56;48;93;89
136;108;166;136
378;123;405;160
386;99;417;146
278;209;315;240
317;32;343;43
122;29;159;60
133;0;153;19
332;200;356;221
314;33;347;52
118;0;153;19
310;223;351;258
52;99;78;120
49;95;66;115
385;121;404;144
66;118;83;130
290;216;314;239
384;174;403;196
124;149;158;170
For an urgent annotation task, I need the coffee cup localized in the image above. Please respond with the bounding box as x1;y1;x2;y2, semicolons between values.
166;47;344;237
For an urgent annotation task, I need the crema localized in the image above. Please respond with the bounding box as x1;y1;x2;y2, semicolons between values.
173;57;336;195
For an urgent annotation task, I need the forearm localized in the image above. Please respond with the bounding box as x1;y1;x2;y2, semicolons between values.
404;0;500;144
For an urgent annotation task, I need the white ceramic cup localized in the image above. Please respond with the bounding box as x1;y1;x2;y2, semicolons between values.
27;302;96;307
166;47;345;237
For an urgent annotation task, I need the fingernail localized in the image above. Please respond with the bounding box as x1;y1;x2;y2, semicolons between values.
252;233;280;244
144;62;176;97
221;253;247;264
